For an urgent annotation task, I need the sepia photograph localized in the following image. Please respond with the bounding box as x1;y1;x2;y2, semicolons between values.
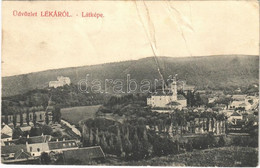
1;0;259;167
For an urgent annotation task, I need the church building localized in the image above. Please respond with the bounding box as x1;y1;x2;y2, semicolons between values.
147;77;187;109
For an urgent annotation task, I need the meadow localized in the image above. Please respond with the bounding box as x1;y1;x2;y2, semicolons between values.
107;146;258;167
61;105;101;125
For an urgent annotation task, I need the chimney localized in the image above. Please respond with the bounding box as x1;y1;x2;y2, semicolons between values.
27;134;29;139
41;133;44;136
63;138;65;141
26;141;28;145
21;149;24;152
56;139;59;142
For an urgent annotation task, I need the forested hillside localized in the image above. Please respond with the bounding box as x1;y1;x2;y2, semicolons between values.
2;55;259;97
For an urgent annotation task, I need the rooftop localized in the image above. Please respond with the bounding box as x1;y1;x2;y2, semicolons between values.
1;133;12;139
63;146;105;164
230;111;242;117
1;144;27;154
27;135;52;144
177;94;186;100
48;140;78;150
20;126;32;132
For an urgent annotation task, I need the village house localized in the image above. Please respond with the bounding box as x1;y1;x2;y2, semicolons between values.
25;134;52;156
228;111;243;125
27;134;52;144
212;90;224;96
196;90;207;95
1;134;12;146
25;134;78;156
230;100;251;111
26;141;49;157
47;140;78;153
1;144;28;160
220;109;235;117
228;94;259;111
26;139;78;157
2;133;79;159
212;104;227;111
20;125;32;133
232;94;247;101
208;97;217;104
1;123;13;137
1;124;13;146
177;82;195;93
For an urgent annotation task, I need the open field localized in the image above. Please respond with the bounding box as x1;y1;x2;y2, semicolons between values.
106;146;258;167
61;105;101;125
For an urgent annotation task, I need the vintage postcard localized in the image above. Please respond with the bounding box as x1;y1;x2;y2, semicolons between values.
1;0;259;166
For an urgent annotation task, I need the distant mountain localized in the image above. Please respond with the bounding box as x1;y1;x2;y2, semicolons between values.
2;55;259;97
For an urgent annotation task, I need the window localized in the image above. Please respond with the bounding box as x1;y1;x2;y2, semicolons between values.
37;148;40;152
30;147;32;152
69;143;71;146
40;114;42;120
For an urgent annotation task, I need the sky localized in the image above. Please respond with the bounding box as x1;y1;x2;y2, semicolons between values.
2;0;259;77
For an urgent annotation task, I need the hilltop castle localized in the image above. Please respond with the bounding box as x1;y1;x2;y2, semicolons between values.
49;76;71;88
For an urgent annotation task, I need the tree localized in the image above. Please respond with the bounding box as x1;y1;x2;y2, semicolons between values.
42;125;53;135
52;130;63;139
89;128;94;146
33;111;37;126
29;127;42;137
45;112;49;125
206;132;217;148
218;136;225;147
115;126;123;157
53;105;61;123
40;152;51;165
4;113;8;125
94;128;100;145
195;92;203;107
131;128;141;160
186;90;195;107
100;132;108;153
26;109;30;126
12;127;23;139
20;110;24;126
13;112;17;127
185;140;193;152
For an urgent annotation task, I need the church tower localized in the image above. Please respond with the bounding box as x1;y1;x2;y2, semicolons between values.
170;75;178;101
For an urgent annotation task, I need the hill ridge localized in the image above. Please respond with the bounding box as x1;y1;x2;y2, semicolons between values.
2;55;259;97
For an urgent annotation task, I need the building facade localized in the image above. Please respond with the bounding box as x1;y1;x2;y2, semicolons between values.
147;78;187;109
49;76;71;88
